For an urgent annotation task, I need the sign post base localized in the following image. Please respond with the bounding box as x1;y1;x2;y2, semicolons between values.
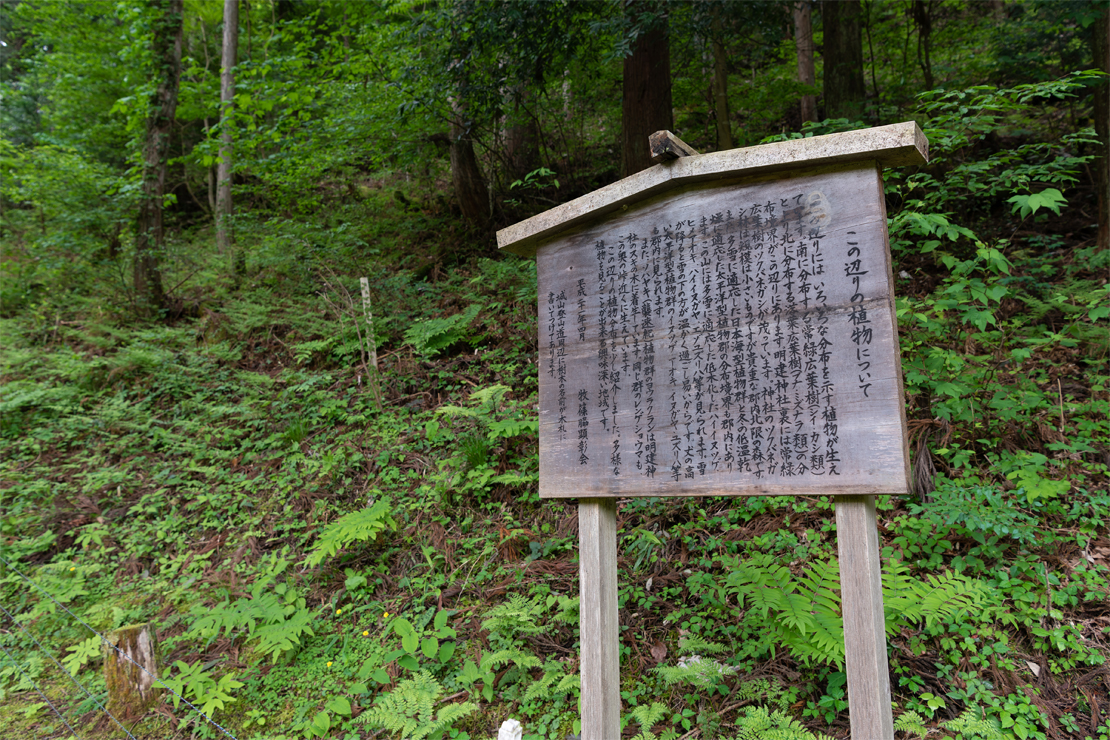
578;498;620;740
836;494;895;740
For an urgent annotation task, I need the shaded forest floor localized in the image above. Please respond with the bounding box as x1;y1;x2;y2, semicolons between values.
1;168;1109;740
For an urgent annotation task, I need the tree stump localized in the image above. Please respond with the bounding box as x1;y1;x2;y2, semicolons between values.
103;623;161;722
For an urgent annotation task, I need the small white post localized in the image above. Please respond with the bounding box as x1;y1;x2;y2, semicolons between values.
578;498;620;740
835;494;895;740
358;277;378;370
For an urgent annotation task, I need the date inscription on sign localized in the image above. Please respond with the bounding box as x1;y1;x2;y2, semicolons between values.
537;164;910;498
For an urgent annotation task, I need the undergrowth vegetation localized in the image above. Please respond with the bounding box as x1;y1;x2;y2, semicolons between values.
1;1;1108;739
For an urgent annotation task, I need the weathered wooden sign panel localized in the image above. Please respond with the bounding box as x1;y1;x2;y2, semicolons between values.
535;163;909;498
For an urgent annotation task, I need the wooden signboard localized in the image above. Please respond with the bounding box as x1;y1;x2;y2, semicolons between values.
498;122;928;740
533;163;909;499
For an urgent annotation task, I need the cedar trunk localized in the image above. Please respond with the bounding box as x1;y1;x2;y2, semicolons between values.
505;85;539;182
711;11;733;150
451;105;490;230
621;5;672;178
1094;6;1109;250
134;0;184;313
794;1;817;124
822;0;866;121
219;0;240;274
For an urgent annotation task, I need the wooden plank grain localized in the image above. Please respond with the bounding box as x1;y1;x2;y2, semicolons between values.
536;162;909;498
578;498;620;740
835;495;895;740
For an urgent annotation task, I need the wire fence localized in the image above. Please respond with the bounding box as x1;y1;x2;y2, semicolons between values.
0;600;137;739
0;553;240;740
0;642;85;739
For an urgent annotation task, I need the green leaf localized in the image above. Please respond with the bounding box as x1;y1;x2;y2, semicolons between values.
398;654;420;671
1006;188;1066;219
421;637;439;659
311;710;330;735
326;696;352;716
401;630;420;654
438;641;456;663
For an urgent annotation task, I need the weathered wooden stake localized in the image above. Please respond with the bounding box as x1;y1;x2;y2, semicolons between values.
578;498;620;740
103;622;161;722
835;495;894;740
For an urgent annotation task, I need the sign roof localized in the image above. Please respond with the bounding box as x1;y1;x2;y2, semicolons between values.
497;122;928;258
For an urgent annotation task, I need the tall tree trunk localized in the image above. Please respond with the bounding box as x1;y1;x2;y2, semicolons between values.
711;11;733;150
794;0;817;124
1094;5;1109;251
133;0;184;314
822;0;866;121
450;101;490;230
621;2;672;178
505;85;539;182
219;0;241;275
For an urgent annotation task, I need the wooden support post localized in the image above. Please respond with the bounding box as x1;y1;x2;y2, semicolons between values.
578;498;620;740
835;495;894;740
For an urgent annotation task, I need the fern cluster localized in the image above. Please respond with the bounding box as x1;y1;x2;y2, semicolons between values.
654;636;735;688
184;585;315;663
706;553;986;667
356;671;477;740
731;706;834;740
893;708;1005;740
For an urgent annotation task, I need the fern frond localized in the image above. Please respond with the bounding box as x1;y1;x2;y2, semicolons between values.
894;710;928;739
942;708;1004;740
521;664;577;703
481;594;547;640
305;497;396;567
655;656;735;687
730;705;830;740
479;647;540;672
356;671;476;739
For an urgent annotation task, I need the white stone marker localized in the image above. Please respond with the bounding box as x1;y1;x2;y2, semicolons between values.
498;718;523;740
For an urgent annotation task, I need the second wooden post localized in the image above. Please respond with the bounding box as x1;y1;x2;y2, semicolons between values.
578;498;620;739
836;495;895;740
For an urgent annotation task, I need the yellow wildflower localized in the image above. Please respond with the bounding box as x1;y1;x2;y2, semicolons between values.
327;661;332;667
362;631;369;637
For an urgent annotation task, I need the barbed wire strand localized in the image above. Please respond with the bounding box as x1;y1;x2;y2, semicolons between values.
0;641;86;740
0;601;140;740
0;555;240;740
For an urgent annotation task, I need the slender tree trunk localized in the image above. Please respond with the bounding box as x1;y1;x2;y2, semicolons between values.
822;0;866;121
450;101;490;230
134;0;184;314
912;0;934;90
1094;5;1109;250
794;0;817;124
621;2;672;178
711;11;733;150
219;0;240;275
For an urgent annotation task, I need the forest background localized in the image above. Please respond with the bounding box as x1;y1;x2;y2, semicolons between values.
0;1;1108;739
